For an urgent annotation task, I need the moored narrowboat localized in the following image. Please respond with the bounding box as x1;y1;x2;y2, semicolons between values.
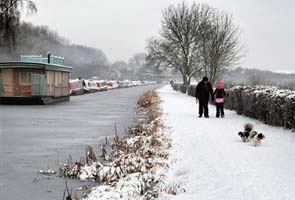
0;54;72;104
106;80;119;90
96;80;108;91
88;79;100;93
119;80;132;88
69;78;89;95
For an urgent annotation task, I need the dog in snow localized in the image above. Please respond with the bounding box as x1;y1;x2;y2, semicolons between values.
238;123;265;146
250;131;265;146
238;123;253;142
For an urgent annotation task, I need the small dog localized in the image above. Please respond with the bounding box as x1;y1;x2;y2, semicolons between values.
238;123;265;146
238;123;253;142
250;131;265;146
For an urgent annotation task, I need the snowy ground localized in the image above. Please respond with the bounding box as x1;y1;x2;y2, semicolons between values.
158;85;295;200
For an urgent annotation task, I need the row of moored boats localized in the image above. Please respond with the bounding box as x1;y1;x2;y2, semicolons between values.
69;78;156;96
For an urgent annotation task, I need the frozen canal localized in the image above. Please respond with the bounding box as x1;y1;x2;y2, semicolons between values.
0;85;159;200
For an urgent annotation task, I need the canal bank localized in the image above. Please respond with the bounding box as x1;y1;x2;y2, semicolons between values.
0;85;160;200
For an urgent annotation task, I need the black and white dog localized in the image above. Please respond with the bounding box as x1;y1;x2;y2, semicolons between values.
251;131;265;146
238;123;265;146
238;123;253;143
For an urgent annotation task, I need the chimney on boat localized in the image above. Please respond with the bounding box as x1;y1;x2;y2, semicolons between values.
47;52;51;64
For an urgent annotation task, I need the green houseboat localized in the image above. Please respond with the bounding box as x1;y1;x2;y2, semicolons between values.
0;55;72;104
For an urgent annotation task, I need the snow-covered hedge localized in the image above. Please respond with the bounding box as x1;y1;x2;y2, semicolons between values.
172;84;295;130
225;86;295;129
179;85;188;93
172;84;196;96
172;83;191;94
172;83;181;91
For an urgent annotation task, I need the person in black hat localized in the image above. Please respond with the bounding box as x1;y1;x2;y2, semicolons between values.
195;76;214;118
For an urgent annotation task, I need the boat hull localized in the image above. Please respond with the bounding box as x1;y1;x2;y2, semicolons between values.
0;96;70;105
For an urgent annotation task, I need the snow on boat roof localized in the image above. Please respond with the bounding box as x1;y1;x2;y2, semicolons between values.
0;61;72;72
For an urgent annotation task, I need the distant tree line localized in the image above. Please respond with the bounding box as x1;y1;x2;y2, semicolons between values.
146;2;244;85
223;67;295;90
0;21;159;80
111;53;161;81
0;0;163;80
0;22;110;77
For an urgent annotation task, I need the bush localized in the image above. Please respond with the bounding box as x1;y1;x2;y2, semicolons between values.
179;84;188;93
225;86;295;130
172;83;181;91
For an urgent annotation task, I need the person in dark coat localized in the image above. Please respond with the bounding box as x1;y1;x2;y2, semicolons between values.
195;76;214;118
214;81;226;118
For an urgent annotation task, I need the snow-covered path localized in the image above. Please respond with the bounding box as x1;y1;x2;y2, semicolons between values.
158;85;295;200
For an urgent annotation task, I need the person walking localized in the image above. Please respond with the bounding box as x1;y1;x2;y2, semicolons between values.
214;81;226;118
195;77;214;118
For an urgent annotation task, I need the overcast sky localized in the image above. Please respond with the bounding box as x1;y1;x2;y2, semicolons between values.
24;0;295;72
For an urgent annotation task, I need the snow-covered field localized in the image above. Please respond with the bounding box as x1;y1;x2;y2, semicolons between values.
158;85;295;200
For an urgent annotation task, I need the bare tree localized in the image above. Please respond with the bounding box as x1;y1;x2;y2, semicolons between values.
129;53;146;69
0;0;37;50
146;2;244;85
200;10;244;85
147;2;210;85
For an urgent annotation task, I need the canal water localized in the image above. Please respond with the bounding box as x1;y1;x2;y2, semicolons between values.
0;85;160;200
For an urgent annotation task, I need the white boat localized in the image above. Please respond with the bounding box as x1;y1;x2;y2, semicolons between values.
107;80;119;90
96;80;108;91
88;80;100;93
69;79;85;95
119;80;132;88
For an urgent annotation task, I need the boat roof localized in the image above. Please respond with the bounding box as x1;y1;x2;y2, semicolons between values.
0;61;72;72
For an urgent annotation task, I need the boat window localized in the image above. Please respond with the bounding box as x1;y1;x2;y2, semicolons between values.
54;72;62;86
20;72;32;84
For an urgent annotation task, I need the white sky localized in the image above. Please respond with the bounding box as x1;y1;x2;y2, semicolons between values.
23;0;295;72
